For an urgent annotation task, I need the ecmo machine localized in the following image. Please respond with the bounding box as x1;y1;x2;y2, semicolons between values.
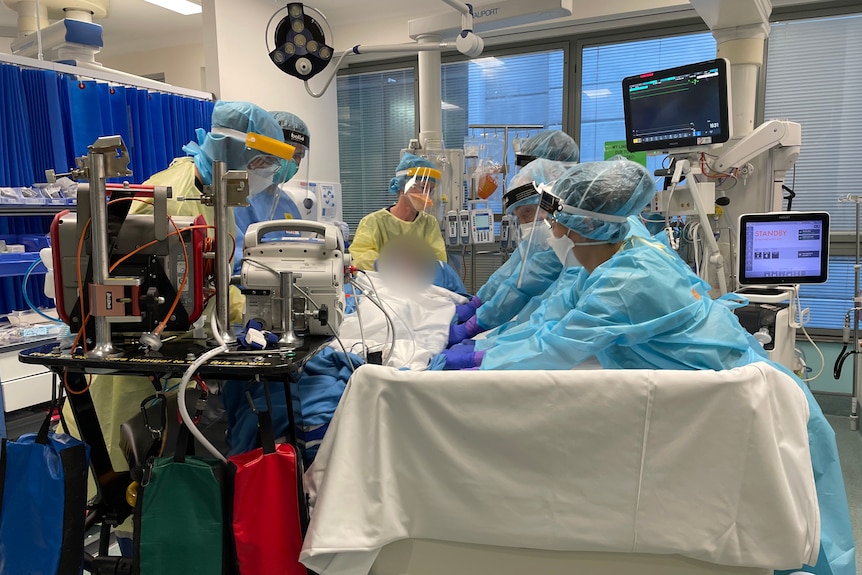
240;220;347;347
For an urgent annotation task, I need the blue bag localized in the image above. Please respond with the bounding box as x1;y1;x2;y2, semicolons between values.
0;402;89;575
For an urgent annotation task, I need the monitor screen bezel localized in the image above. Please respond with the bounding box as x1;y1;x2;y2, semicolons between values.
737;211;830;286
622;58;732;154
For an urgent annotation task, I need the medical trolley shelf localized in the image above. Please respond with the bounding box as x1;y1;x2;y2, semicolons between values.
0;204;67;276
19;338;322;575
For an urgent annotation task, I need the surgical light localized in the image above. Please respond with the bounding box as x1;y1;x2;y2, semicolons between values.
267;2;334;81
143;0;201;16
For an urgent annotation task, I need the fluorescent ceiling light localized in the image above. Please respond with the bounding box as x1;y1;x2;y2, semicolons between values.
143;0;202;15
583;88;611;98
441;101;461;110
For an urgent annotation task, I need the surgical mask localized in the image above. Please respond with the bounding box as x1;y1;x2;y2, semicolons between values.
518;221;551;248
273;159;299;184
547;233;579;267
406;190;434;212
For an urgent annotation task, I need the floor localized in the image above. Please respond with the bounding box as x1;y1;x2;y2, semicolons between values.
827;414;862;575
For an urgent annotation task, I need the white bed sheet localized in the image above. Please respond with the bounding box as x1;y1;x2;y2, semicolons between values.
332;271;467;370
301;362;819;575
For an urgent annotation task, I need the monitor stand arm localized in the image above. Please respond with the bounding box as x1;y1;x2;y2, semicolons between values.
669;156;728;295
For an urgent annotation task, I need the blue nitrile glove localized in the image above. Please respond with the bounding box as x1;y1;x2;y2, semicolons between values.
448;339;477;354
238;320;278;350
448;315;483;347
455;296;482;322
442;348;485;370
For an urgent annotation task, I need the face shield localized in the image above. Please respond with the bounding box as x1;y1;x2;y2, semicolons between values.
211;126;296;198
400;166;441;213
539;188;628;241
273;139;313;221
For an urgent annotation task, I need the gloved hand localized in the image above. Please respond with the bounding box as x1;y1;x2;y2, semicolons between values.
448;315;483;347
448;339;477;353
442;348;485;370
455;296;482;322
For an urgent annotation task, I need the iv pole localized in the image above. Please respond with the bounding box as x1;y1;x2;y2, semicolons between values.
836;194;862;430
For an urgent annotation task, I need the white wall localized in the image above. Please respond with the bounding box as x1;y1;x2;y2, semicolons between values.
0;37;12;53
100;43;206;92
203;0;340;184
330;0;695;62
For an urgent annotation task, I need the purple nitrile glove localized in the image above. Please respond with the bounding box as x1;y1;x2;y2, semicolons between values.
448;339;477;353
442;348;484;370
455;295;483;322
448;315;483;347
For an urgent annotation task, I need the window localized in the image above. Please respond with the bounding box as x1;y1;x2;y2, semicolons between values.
336;49;565;231
337;68;415;231
579;32;716;175
765;13;862;329
442;49;564;214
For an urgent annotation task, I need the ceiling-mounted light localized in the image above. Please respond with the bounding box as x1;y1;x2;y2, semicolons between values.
267;3;334;81
143;0;202;16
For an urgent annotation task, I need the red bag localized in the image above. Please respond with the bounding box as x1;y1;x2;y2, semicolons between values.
228;382;307;575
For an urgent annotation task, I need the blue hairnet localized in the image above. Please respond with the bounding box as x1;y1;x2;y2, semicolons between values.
553;159;656;243
271;111;310;148
182;101;284;185
388;153;439;194
504;158;572;215
520;130;579;163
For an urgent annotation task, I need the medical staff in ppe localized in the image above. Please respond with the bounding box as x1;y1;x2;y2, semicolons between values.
233;111;310;271
60;101;285;551
454;131;579;322
349;153;448;271
514;129;581;168
443;157;855;575
449;158;572;345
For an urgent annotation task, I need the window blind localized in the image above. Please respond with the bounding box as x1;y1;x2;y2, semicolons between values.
336;68;416;232
765;13;862;330
441;49;564;214
765;14;862;231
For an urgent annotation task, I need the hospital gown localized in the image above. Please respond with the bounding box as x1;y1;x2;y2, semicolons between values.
476;216;654;349
474;242;562;330
349;208;447;271
479;235;855;575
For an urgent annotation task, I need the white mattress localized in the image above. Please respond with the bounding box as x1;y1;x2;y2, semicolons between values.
301;362;819;575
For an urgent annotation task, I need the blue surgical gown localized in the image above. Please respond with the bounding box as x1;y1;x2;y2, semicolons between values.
233;186;302;273
475;243;562;330
476;216;656;349
433;261;468;297
480;235;855;575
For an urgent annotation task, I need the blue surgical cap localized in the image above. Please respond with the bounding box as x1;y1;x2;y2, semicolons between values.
520;130;580;163
388;153;439;194
504;158;572;215
553;158;656;243
271;111;310;149
182;101;284;185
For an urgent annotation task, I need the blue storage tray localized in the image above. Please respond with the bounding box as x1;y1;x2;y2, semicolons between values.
0;252;46;278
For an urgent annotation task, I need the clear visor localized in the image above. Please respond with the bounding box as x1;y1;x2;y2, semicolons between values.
247;154;281;176
515;199;548;289
400;166;441;212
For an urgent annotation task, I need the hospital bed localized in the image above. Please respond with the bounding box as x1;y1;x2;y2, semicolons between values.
301;362;820;575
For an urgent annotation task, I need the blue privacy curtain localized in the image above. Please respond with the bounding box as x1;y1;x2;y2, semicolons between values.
0;61;214;314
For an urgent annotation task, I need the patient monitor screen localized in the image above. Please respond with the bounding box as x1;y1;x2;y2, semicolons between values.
738;212;830;285
623;58;731;153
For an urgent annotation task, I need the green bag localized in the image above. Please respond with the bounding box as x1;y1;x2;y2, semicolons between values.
133;424;228;575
